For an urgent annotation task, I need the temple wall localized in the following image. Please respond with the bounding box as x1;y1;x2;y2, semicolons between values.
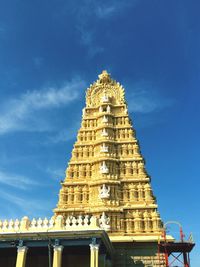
113;242;165;267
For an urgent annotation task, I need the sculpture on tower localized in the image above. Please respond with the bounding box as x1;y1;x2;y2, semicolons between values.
98;184;110;199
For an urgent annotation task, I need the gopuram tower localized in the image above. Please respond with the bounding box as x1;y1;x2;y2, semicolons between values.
54;70;163;241
0;71;194;267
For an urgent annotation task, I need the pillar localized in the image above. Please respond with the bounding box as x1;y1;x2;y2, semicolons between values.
15;246;28;267
53;245;64;267
90;243;99;267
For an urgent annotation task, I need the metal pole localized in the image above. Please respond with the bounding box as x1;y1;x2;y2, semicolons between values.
183;252;189;267
188;252;191;267
180;227;184;242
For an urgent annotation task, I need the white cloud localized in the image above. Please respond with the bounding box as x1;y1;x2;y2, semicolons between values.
0;170;38;190
126;82;174;113
0;191;51;217
47;121;80;144
0;78;85;134
77;25;104;57
95;5;116;19
46;167;65;181
95;1;136;19
74;1;137;56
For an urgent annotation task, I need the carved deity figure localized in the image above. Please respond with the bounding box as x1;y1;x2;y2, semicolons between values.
82;108;86;117
107;105;111;113
99;212;110;231
101;94;109;103
100;161;109;174
98;184;110;199
99;106;103;112
100;143;109;153
102;115;108;123
138;161;145;175
101;128;108;137
133;143;139;154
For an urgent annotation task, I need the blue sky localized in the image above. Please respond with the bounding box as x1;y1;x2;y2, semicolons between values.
0;0;199;265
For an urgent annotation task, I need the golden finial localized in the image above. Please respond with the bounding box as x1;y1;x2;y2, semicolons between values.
98;70;111;84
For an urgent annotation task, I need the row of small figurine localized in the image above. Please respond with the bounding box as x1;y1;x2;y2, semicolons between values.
66;160;146;179
58;182;154;204
71;142;141;159
77;127;134;142
81;115;131;128
66;160;147;179
82;105;128;117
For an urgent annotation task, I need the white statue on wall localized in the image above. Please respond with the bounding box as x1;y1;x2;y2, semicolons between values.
107;105;111;113
101;94;109;103
100;143;108;153
99;161;109;174
102;115;108;123
98;184;110;199
101;128;108;137
99;212;110;231
82;108;86;117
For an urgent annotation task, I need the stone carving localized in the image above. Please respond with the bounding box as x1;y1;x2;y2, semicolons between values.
100;161;109;174
98;184;110;199
101;128;108;137
99;106;103;112
101;93;109;103
102;115;108;123
99;212;110;231
107;105;111;113
100;143;108;153
138;161;146;175
82;108;86;117
86;70;125;107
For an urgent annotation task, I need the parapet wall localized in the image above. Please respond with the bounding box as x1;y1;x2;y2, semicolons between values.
0;214;101;233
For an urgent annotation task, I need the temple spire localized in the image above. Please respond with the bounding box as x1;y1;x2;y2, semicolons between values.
54;71;162;237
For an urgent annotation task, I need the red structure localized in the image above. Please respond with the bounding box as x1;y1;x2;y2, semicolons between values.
158;221;195;267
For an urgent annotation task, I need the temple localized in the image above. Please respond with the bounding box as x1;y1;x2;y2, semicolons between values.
55;70;163;240
0;71;194;267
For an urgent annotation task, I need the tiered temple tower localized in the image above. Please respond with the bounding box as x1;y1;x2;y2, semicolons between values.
54;70;163;239
0;71;194;267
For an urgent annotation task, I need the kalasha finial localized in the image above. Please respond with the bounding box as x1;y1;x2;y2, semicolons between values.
98;70;111;83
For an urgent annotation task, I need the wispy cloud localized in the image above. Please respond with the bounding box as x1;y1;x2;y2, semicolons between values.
78;27;104;57
0;170;38;190
74;1;137;56
46;167;65;181
95;1;137;19
0;191;51;217
126;82;174;113
0;78;85;134
95;5;116;19
33;57;44;68
47;121;80;144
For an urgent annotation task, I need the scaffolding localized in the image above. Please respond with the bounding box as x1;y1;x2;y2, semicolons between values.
158;221;195;267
